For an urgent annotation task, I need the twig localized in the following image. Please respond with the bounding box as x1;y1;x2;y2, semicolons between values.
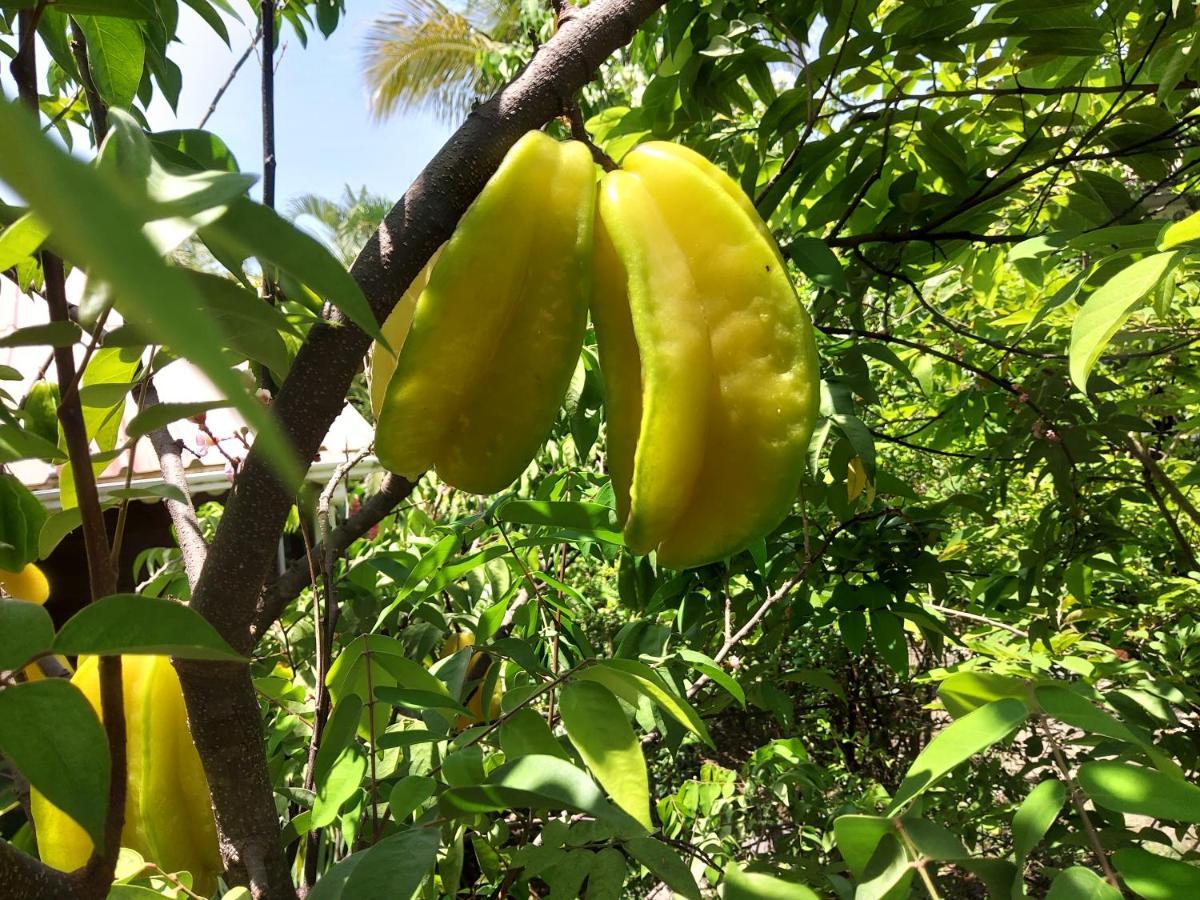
1128;434;1200;531
927;603;1028;639
68;19;109;140
252;471;416;641
893;818;942;899
198;24;263;129
1035;714;1120;890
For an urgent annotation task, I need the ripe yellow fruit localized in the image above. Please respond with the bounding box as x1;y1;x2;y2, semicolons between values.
0;562;50;605
439;629;476;660
592;142;820;568
30;656;220;894
366;247;441;418
374;130;597;494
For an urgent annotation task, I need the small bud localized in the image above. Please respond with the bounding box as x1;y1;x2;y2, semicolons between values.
255;388;272;405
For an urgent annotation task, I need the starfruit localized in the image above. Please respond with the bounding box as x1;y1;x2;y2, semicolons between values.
30;655;221;894
593;142;820;569
0;562;49;605
374;130;596;494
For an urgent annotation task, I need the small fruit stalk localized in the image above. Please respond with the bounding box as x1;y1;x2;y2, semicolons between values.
592;142;820;568
30;655;221;895
372;130;597;494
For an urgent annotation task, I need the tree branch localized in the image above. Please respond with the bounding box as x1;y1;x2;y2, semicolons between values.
143;386;208;590
252;472;415;642
174;1;667;895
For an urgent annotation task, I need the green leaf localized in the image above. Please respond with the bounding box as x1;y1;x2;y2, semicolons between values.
576;658;712;747
59;345;141;510
786;237;848;295
1068;252;1180;391
887;698;1028;814
0;424;67;465
0;322;81;348
938;671;1029;719
678;648;745;705
498;500;624;545
869;610;908;676
856;834;912;900
311;745;365;829
1077;761;1200;823
388;775;436;823
0;99;300;486
54;593;243;661
721;863;819;899
440;754;642;835
313;696;363;784
1113;847;1200;899
499;707;569;760
833;814;892;877
202;198;383;343
125;401;228;439
374;686;472;717
0;472;47;568
0;680;110;846
0;597;54;670
309;827;439;900
76;15;144;109
624;836;701;900
0;212;50;271
1158;209;1200;250
1045;866;1121;900
559;680;652;830
1012;779;1066;862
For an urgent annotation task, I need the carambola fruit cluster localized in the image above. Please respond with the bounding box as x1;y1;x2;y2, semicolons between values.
371;131;819;569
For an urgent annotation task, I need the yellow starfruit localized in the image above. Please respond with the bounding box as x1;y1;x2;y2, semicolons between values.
0;562;50;605
30;655;221;894
374;130;596;494
593;142;820;568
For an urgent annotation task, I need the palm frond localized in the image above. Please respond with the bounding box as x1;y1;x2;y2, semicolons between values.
363;0;497;123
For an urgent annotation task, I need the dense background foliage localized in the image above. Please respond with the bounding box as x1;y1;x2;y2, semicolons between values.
2;0;1200;897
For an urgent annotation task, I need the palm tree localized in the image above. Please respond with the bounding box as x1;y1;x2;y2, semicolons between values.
288;186;394;266
362;0;523;123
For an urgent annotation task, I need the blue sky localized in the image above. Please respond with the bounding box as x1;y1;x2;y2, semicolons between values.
1;1;455;212
150;0;455;210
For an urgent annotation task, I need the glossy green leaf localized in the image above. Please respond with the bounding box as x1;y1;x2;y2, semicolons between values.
202;198;383;343
1113;847;1200;899
499;707;569;760
310;745;366;829
938;671;1029;719
0;680;110;846
721;863;819;899
1158;209;1200;250
1045;866;1121;900
498;500;624;544
388;775;436;823
888;698;1027;813
576;658;712;747
1077;761;1200;823
309;827;439;900
0;99;300;486
560;680;652;830
0;322;81;348
1013;778;1066;862
313;696;363;784
75;15;144;109
0;597;54;670
1069;252;1179;391
624;836;701;900
54;593;243;660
